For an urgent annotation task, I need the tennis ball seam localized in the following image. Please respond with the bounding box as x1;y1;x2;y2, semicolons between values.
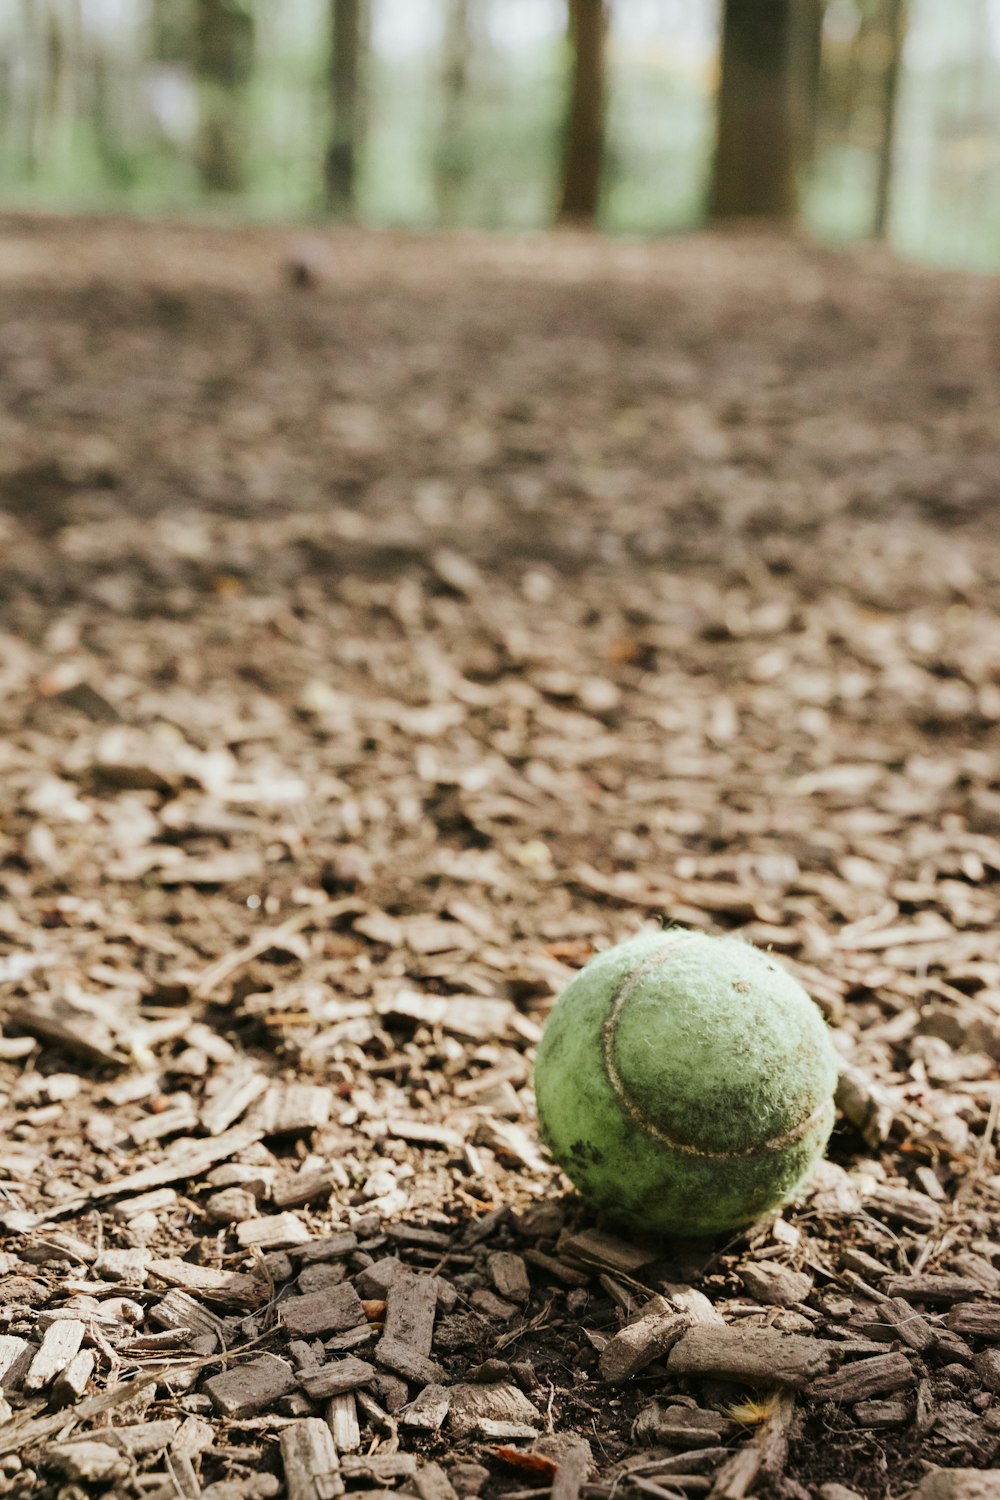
599;934;831;1162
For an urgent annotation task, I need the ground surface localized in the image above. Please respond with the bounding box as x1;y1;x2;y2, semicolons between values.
0;216;999;1500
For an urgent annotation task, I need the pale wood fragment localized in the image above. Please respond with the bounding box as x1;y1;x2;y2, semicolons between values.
401;1382;451;1431
147;1257;266;1306
738;1261;813;1306
325;1391;362;1453
236;1212;312;1251
854;1398;909;1427
446;1381;542;1437
88;1124;265;1203
51;1348;96;1406
557;1228;658;1276
280;1417;344;1500
632;1402;732;1448
0;1336;34;1391
25;1318;85;1392
200;1067;269;1136
668;1325;834;1389
148;1287;225;1340
599;1309;689;1383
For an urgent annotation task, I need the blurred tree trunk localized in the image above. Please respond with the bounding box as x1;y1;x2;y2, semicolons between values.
326;0;367;217
151;0;192;64
790;0;825;174
194;0;254;193
558;0;608;225
21;0;68;174
435;0;473;224
872;0;907;239
711;0;799;220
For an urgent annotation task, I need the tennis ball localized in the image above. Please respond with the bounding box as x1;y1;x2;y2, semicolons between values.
533;930;838;1237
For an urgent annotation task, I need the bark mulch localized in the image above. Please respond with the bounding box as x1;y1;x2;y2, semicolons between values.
0;216;998;1500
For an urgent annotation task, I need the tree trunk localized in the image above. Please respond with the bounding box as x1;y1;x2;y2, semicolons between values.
326;0;366;218
711;0;799;221
872;0;907;239
194;0;254;193
435;0;473;224
557;0;608;225
790;0;825;174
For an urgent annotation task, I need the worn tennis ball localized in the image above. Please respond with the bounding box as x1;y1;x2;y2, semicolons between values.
533;929;839;1237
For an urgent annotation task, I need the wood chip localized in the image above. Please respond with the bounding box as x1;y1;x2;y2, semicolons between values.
294;1230;359;1265
147;1257;266;1306
879;1297;937;1352
24;1318;85;1392
487;1251;531;1304
51;1348;96;1405
401;1382;452;1431
89;1123;265;1203
254;1083;333;1137
44;1440;129;1483
0;1336;33;1390
110;1419;183;1455
522;1249;589;1288
866;1185;942;1231
948;1303;1000;1340
236;1212;312;1251
382;1269;438;1356
599;1306;689;1383
537;1433;593;1500
341;1454;418;1480
667;1326;834;1389
633;1403;732;1448
413;1462;460;1500
884;1275;986;1304
283;1282;366;1338
834;1064;895;1148
708;1392;794;1500
807;1352;915;1402
204;1354;298;1418
280;1417;345;1500
299;1357;377;1401
558;1228;658;1276
374;1335;445;1386
854;1399;909;1427
325;1391;362;1453
913;1472;1000;1500
149;1287;225;1340
447;1382;542;1437
737;1261;813;1306
200;1067;269;1136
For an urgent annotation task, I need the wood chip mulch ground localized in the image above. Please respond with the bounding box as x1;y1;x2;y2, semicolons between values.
0;216;998;1500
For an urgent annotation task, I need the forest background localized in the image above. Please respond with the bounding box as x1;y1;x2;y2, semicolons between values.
4;0;1000;273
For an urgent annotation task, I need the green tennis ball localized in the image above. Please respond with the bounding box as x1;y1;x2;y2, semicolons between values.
533;929;839;1237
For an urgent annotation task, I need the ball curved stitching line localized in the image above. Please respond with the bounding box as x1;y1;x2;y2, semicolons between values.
599;936;832;1161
